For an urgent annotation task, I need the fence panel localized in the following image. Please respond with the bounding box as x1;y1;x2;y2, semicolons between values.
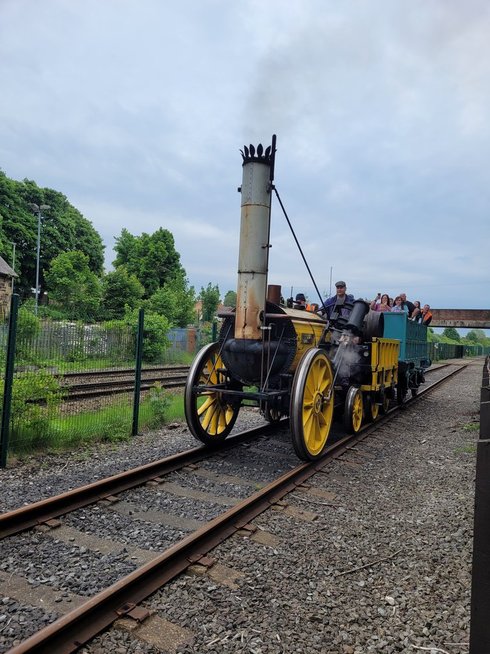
0;315;218;464
5;320;137;456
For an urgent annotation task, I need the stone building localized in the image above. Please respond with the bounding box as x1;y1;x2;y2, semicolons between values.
0;255;17;317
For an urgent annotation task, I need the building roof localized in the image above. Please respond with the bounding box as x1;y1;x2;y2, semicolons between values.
0;255;18;277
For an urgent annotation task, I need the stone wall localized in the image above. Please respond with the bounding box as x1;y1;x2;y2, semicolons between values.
0;276;13;317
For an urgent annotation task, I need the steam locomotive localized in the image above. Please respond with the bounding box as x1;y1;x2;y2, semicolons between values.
184;137;430;460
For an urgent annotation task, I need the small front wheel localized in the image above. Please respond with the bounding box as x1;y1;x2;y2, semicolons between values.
344;386;364;433
367;394;379;422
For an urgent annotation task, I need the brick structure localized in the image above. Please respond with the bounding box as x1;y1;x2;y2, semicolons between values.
0;256;17;317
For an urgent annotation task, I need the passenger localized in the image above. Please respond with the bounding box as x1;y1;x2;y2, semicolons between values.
411;300;422;322
392;296;408;313
308;302;320;313
389;297;394;307
294;293;307;310
420;304;433;326
399;293;415;317
322;281;355;319
370;293;391;312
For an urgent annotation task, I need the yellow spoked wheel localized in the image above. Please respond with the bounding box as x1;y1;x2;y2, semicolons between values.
184;342;241;446
369;394;379;421
379;389;390;415
344;386;363;433
290;349;334;461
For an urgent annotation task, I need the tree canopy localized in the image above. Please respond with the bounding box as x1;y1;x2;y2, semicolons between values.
442;327;460;341
0;170;104;298
223;290;237;307
101;266;145;320
113;228;183;298
199;283;220;322
147;270;196;327
45;250;102;322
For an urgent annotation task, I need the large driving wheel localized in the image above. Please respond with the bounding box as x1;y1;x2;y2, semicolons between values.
344;386;364;433
184;342;241;446
290;349;335;460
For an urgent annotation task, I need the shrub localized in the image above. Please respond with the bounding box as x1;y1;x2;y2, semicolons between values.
3;371;65;451
147;382;172;428
123;309;170;363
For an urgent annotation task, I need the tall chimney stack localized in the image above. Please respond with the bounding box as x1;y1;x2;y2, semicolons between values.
235;138;275;340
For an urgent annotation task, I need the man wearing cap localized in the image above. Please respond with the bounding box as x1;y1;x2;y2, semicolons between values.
294;293;307;310
322;281;354;320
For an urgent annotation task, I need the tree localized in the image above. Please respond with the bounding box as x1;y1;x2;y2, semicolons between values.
0;171;104;299
123;308;170;363
101;267;145;319
147;271;196;327
465;329;487;344
45;250;102;321
199;283;220;322
442;327;460;341
113;227;183;298
223;290;237;307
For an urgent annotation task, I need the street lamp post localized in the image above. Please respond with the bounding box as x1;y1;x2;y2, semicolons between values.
30;203;50;315
9;241;16;292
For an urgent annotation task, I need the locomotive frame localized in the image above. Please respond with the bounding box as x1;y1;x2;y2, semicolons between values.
184;137;430;460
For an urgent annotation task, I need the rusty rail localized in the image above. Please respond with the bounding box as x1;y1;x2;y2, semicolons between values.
7;363;467;653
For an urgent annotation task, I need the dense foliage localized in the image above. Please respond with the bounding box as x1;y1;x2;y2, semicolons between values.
223;290;237;307
45;251;102;322
0;170;104;298
147;270;196;327
101;266;145;319
113;228;183;298
0;169;223;328
200;283;220;322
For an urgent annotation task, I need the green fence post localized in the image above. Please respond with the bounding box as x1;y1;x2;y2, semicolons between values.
1;294;19;468
132;308;144;436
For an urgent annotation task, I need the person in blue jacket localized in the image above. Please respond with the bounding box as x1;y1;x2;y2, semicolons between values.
322;281;355;319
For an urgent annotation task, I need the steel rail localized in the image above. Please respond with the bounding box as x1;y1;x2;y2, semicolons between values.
0;423;280;540
64;376;187;401
60;365;190;379
65;374;188;392
7;363;467;653
1;364;464;540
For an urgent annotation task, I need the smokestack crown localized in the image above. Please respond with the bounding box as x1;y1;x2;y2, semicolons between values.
240;143;273;166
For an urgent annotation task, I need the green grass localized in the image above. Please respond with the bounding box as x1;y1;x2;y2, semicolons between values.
463;422;479;432
8;390;187;456
455;443;477;455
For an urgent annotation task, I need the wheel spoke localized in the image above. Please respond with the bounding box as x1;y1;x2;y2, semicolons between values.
198;395;215;416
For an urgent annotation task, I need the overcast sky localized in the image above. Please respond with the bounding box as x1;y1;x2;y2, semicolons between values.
1;0;489;311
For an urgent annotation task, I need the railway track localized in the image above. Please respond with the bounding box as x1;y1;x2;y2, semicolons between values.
0;363;466;653
25;365;191;403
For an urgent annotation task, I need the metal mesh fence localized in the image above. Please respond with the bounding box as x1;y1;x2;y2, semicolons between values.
0;311;215;463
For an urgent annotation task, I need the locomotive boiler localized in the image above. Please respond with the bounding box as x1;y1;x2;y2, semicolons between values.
184;137;428;460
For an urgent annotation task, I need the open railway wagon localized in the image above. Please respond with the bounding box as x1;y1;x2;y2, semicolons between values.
184;137;430;460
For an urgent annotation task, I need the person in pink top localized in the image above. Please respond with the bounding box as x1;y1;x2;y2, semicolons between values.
370;293;391;312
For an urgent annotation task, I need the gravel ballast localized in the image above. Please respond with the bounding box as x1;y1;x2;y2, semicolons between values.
0;361;482;653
